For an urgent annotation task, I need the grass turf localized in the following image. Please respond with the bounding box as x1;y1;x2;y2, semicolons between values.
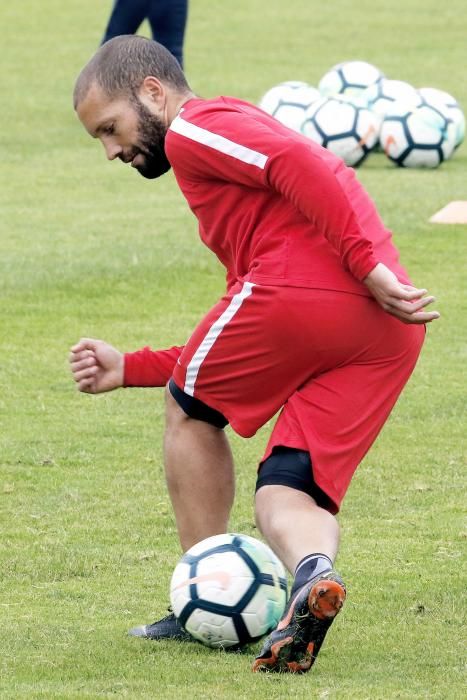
1;0;466;697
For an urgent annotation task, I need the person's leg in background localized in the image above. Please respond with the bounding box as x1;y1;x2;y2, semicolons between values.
102;0;148;44
147;0;188;67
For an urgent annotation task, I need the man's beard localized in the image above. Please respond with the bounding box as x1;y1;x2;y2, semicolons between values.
130;98;172;179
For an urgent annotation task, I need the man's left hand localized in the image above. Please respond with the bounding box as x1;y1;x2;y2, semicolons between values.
364;263;440;324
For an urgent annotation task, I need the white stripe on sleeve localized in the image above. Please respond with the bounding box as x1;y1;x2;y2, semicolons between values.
170;114;268;169
184;281;256;397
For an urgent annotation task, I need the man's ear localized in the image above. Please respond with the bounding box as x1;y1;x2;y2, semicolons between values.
139;76;166;105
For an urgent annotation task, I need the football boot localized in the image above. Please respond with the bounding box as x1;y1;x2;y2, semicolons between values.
129;609;191;641
252;569;346;673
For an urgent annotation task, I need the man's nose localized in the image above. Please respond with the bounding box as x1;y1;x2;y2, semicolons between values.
103;140;122;161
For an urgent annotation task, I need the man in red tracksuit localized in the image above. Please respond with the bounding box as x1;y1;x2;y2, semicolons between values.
71;36;439;673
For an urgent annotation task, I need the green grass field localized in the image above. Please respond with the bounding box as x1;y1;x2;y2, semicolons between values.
1;0;466;697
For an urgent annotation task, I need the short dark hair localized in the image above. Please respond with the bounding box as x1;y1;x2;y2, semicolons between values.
74;35;191;108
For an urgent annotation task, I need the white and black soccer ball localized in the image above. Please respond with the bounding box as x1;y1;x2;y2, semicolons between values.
364;79;421;118
318;60;384;99
170;533;288;648
301;96;381;166
380;102;456;168
418;87;465;149
259;81;321;132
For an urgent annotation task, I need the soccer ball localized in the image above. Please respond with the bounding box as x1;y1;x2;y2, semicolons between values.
170;533;288;648
318;60;384;98
418;87;465;149
380;102;456;167
301;95;381;166
364;79;421;118
259;81;321;132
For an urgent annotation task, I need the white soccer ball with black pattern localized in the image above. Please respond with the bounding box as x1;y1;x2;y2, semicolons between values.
380;101;457;168
301;95;381;166
318;60;384;99
364;79;421;118
418;87;465;149
259;81;321;132
170;533;288;648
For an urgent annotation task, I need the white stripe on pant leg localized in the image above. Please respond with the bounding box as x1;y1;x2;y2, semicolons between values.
184;282;256;397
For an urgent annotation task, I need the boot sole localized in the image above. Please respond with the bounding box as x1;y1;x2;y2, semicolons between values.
252;578;346;673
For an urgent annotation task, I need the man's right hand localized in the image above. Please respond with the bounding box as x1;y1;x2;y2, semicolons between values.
69;338;124;394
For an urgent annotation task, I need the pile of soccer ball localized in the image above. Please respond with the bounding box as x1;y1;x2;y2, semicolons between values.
259;60;465;168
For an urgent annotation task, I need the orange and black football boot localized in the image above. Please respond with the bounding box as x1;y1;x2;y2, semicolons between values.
252;569;346;673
